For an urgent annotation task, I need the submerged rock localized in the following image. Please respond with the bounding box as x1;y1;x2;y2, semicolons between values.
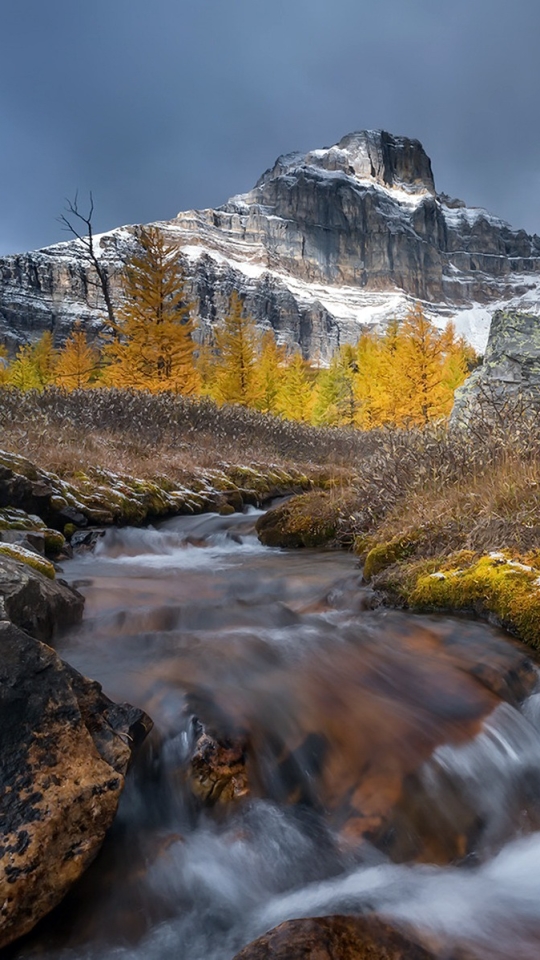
0;620;153;948
187;727;250;805
0;555;84;642
233;915;436;960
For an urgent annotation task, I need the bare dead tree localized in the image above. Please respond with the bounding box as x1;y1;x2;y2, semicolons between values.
58;192;116;332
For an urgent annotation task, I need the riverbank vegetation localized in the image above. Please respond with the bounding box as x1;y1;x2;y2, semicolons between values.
2;386;540;644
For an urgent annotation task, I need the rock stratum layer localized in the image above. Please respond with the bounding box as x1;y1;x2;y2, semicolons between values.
2;129;540;357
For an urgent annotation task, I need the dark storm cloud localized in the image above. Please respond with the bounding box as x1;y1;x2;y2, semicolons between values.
1;0;540;254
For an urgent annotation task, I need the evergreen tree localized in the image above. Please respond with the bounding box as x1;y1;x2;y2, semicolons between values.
54;323;100;389
106;226;199;394
253;329;286;415
211;292;259;406
277;352;314;422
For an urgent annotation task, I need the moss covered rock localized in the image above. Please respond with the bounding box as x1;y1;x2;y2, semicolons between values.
0;543;56;579
256;490;350;548
362;536;417;580
408;552;540;648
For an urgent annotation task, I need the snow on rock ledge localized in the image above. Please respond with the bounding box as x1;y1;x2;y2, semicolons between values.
2;130;540;359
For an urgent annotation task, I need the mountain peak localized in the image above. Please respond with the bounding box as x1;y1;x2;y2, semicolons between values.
257;129;436;196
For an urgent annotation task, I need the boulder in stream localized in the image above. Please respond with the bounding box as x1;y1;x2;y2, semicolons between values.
0;620;153;949
0;554;84;643
233;915;436;960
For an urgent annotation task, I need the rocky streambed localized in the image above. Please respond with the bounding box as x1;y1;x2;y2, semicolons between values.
0;448;327;949
3;504;540;959
3;443;540;959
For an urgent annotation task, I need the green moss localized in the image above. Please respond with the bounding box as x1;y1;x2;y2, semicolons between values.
0;543;56;579
363;536;416;580
43;529;66;556
64;523;76;539
256;490;344;548
0;508;46;532
409;552;540;649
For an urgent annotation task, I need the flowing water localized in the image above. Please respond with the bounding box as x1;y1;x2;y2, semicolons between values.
9;509;540;960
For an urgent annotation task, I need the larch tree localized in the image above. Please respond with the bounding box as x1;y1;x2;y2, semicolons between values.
439;321;475;411
7;344;42;390
278;352;314;422
353;330;394;428
54;323;100;389
312;346;357;426
31;332;57;388
211;291;259;406
0;345;8;386
396;304;457;425
253;329;287;415
106;226;199;395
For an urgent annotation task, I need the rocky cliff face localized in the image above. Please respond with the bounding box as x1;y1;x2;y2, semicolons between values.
451;309;540;423
2;130;540;358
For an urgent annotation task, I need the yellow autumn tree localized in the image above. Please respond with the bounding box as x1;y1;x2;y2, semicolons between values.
312;345;357;426
7;344;42;390
253;329;287;415
353;330;394;428
0;345;8;386
106;226;199;394
394;304;456;425
211;292;259;406
54;322;100;389
439;321;476;414
277;352;314;422
194;330;219;397
32;332;57;388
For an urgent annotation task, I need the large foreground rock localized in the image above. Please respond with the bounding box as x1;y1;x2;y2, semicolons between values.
0;620;152;948
0;555;84;642
233;916;436;960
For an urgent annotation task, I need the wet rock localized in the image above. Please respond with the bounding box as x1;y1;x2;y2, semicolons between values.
70;528;107;552
256;492;342;549
233;915;436;960
0;529;45;555
187;724;250;805
0;555;84;643
0;620;153;949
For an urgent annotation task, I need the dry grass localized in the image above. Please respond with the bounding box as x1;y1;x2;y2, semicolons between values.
2;388;540;564
0;388;369;481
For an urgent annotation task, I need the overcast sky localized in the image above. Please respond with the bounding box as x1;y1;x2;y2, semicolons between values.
1;0;540;255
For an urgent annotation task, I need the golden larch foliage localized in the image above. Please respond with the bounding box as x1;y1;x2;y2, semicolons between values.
210;292;259;406
278;352;314;422
253;329;287;415
106;226;199;395
54;323;100;389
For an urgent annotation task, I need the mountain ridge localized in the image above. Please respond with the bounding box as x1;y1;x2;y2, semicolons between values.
1;129;539;358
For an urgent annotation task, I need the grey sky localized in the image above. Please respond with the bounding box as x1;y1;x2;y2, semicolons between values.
1;0;539;255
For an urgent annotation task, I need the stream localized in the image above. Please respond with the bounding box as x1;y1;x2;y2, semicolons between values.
8;508;540;960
